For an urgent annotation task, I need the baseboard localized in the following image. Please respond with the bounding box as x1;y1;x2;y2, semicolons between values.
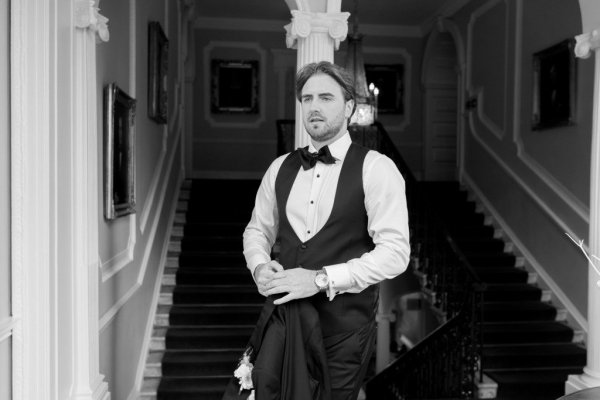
461;173;588;336
129;168;185;399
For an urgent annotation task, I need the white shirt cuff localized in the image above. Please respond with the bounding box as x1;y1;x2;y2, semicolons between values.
323;263;353;301
246;254;271;282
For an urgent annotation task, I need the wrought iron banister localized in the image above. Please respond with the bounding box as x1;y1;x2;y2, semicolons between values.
360;124;485;400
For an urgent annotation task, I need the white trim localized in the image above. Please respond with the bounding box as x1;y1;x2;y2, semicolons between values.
140;132;168;233
466;121;587;242
463;173;589;334
194;16;422;38
11;0;52;398
466;0;508;141
100;216;137;282
511;0;589;223
138;129;182;285
99;129;182;331
192;170;264;180
0;317;16;342
203;41;266;129
130;171;184;399
421;0;473;34
99;283;140;332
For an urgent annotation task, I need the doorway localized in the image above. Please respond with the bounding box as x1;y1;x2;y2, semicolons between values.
422;31;460;181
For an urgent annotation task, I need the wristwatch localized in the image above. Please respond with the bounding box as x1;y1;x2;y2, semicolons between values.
314;269;329;292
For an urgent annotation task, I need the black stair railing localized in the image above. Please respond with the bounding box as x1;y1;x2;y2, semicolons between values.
358;123;485;400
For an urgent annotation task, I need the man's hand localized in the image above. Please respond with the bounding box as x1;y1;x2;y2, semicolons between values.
265;267;319;305
254;261;284;296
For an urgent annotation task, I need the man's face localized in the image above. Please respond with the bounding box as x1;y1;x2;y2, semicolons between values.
300;73;353;144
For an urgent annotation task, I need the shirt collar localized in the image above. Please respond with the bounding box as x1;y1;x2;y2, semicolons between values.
308;131;351;162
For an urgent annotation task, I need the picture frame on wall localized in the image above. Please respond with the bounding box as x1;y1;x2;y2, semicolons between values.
148;21;168;124
211;59;259;114
104;83;136;220
532;39;577;130
365;64;405;115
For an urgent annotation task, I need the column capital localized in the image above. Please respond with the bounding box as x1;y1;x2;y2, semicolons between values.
284;10;350;50
575;29;600;59
74;0;109;43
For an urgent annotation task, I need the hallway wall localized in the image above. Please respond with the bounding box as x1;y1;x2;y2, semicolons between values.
96;0;184;398
190;17;425;179
453;0;592;321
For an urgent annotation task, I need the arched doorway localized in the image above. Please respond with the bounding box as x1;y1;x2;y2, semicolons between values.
422;29;460;181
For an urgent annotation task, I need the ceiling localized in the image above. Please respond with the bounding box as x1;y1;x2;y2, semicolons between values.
194;0;461;29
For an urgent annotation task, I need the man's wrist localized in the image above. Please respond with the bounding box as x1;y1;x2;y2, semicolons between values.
314;268;329;292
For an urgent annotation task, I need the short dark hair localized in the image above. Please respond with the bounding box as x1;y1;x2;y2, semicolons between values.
295;61;356;117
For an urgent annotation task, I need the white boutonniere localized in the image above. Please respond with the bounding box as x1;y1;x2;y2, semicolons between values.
233;348;255;399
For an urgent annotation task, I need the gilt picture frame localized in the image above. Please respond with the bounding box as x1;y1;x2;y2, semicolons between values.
211;59;259;114
532;39;577;130
148;21;168;124
104;83;136;220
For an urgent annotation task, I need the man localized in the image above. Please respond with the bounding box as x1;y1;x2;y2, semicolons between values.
241;61;410;400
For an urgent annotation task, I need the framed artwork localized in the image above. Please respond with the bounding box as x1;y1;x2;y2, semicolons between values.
148;21;168;124
365;64;405;114
104;83;136;220
532;39;576;130
211;59;259;114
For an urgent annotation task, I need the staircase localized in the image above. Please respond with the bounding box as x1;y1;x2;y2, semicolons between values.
425;182;586;400
140;179;262;400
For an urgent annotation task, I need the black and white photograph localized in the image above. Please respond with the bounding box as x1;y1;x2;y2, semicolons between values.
4;1;600;400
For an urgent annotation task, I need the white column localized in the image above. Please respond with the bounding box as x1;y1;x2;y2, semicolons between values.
284;10;349;148
72;1;110;399
567;29;600;394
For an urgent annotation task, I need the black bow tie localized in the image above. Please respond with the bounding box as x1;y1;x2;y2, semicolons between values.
298;146;336;170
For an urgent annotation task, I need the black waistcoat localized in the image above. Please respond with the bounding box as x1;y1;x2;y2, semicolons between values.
275;143;379;337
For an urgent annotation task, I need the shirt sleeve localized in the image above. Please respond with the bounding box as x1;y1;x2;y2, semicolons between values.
242;156;285;279
323;152;411;299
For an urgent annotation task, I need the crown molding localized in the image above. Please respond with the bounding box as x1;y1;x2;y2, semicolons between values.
194;16;423;38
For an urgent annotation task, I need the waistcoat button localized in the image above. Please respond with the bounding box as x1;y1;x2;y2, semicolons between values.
301;244;307;250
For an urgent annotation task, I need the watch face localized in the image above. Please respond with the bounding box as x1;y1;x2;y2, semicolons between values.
315;272;329;288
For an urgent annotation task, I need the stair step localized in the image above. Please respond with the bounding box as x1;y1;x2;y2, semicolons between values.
483;321;575;344
476;267;529;284
448;225;496;239
165;326;254;350
454;238;506;253
161;350;241;377
181;237;242;252
172;285;263;304
487;368;584;400
167;305;262;326
465;253;516;268
483;343;586;369
157;376;231;399
176;268;253;285
178;252;246;268
483;301;558;322
482;283;542;302
184;222;246;237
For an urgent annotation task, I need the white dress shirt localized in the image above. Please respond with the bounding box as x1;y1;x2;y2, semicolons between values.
243;132;410;300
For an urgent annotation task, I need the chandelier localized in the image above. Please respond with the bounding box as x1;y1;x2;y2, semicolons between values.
345;0;378;126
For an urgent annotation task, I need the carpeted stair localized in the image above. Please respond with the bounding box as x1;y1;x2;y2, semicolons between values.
140;179;263;400
425;182;586;400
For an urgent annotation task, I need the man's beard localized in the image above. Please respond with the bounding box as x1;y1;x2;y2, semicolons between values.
305;111;346;143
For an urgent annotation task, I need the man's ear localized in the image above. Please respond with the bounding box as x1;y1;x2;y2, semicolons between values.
345;99;354;119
